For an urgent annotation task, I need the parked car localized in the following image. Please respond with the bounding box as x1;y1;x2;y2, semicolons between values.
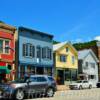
0;75;57;100
69;80;92;90
96;82;100;88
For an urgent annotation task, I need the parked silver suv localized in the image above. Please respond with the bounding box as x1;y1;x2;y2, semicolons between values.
0;75;57;100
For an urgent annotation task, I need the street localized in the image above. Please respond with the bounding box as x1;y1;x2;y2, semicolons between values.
26;88;100;100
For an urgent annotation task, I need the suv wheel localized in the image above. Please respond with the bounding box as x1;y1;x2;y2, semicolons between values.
15;89;24;100
46;88;54;97
79;85;82;90
89;85;92;89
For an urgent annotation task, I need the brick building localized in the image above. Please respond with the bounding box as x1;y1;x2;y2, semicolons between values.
0;23;16;81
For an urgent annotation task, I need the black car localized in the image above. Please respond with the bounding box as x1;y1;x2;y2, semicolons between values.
96;82;100;88
0;75;57;100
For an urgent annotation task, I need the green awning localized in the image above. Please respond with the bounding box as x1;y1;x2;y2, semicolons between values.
0;66;10;74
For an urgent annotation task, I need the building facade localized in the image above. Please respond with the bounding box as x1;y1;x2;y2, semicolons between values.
78;49;99;87
15;27;53;78
0;23;16;81
53;42;78;85
97;42;100;81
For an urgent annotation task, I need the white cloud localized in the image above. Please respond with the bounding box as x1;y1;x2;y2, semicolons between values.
94;36;100;41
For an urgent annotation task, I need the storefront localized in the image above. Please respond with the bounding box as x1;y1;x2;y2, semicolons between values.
18;64;53;79
56;68;77;85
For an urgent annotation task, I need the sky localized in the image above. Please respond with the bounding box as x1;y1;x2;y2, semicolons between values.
0;0;100;43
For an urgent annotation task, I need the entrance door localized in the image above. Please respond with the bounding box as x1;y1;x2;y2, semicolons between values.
36;67;44;75
57;70;64;85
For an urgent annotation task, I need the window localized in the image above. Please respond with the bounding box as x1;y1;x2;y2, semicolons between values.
23;43;35;58
85;62;88;67
37;77;47;82
42;47;46;58
47;48;52;60
20;66;25;78
60;55;66;62
90;63;95;69
37;46;41;58
83;81;88;83
66;47;69;52
72;56;75;64
25;44;28;56
89;75;96;79
48;77;54;81
29;44;33;57
0;39;10;54
5;40;10;53
30;77;37;82
0;40;3;53
32;46;35;57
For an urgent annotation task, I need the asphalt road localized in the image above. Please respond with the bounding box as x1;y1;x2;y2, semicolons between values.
26;88;100;100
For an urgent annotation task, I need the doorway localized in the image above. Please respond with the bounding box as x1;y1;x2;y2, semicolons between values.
36;67;44;75
57;70;64;85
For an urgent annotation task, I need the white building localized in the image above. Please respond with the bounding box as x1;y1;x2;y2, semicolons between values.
78;49;99;87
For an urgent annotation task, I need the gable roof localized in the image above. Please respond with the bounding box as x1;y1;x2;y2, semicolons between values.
53;41;77;54
78;49;99;62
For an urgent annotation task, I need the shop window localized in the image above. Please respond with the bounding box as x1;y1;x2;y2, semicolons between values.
65;69;70;81
89;75;96;79
20;66;25;78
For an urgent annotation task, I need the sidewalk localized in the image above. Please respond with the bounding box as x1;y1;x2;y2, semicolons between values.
57;85;70;91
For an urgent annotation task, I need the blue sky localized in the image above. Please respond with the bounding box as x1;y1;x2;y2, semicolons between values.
0;0;100;42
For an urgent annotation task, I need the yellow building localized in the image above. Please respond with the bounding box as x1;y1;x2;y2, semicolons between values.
53;42;78;85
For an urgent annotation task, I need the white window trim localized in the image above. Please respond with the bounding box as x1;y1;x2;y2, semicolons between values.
0;38;10;54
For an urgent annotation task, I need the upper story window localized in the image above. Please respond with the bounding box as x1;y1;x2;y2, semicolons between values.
37;45;41;58
60;55;66;62
42;47;46;59
42;47;52;60
66;47;69;52
23;43;35;58
85;62;88;67
0;40;3;53
72;56;75;64
5;40;10;54
0;39;10;54
90;63;95;69
47;48;52;60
